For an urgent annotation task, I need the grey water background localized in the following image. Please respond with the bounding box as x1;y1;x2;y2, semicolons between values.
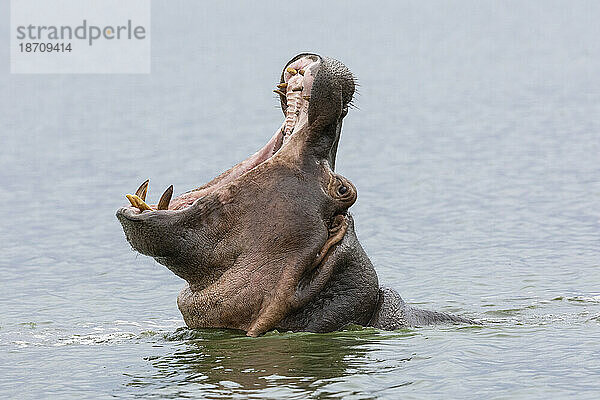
1;0;599;398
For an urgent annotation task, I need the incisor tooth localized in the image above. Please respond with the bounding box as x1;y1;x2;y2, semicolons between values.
135;179;149;201
292;86;303;92
303;95;310;100
277;82;288;89
157;185;173;210
286;67;297;75
298;69;305;75
126;194;152;211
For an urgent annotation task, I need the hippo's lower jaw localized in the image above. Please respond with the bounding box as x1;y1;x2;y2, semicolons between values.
116;53;474;336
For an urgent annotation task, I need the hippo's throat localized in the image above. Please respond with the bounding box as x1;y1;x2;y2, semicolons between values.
177;211;352;338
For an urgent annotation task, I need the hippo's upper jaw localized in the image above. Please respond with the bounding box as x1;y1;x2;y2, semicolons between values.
116;54;378;337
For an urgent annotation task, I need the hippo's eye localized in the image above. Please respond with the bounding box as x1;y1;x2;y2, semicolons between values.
331;176;354;203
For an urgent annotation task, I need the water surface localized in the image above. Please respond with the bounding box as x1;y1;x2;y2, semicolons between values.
1;1;599;398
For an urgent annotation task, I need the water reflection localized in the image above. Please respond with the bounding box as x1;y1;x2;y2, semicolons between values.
130;327;416;397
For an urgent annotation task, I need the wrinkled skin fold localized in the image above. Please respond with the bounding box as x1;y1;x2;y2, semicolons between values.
116;53;474;337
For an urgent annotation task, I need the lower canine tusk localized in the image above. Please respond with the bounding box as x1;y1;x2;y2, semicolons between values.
126;194;152;211
135;179;149;201
157;185;173;210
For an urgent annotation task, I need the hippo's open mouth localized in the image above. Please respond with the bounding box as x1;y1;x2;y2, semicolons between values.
117;54;325;221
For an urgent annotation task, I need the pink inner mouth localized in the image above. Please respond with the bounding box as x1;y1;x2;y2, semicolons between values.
125;55;320;213
168;128;285;210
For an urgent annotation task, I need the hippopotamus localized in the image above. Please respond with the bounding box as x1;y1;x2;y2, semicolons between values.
116;53;474;337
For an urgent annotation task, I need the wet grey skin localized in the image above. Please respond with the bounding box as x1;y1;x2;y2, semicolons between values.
116;53;475;337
